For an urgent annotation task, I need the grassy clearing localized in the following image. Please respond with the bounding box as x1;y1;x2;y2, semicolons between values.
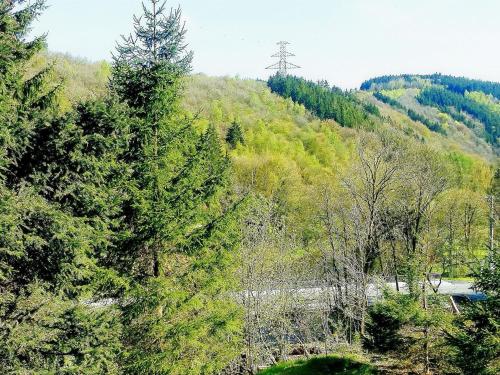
259;355;377;375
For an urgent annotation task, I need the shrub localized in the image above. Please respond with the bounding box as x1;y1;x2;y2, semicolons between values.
365;291;420;352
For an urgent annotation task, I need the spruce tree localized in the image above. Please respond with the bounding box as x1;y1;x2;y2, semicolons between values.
226;121;244;148
0;2;123;372
110;1;242;373
0;0;51;177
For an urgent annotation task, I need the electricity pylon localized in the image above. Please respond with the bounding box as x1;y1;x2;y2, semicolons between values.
266;41;300;76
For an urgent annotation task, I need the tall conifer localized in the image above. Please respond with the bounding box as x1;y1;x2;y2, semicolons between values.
110;1;242;373
0;2;123;372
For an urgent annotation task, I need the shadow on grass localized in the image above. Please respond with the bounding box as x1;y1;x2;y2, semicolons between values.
259;355;378;375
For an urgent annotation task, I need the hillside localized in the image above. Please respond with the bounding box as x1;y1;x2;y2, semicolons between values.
183;73;494;175
360;74;499;153
34;53;497;164
32;54;495;240
26;51;496;299
180;74;494;252
27;52;111;111
3;2;499;373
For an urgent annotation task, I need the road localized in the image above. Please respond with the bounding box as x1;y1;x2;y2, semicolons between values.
241;280;485;306
88;280;484;309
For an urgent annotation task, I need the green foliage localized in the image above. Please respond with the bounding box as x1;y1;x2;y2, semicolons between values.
0;2;124;372
365;290;457;373
407;108;445;134
362;102;381;117
107;2;243;373
226;120;245;148
365;292;422;352
373;91;405;110
0;282;122;374
0;0;56;176
447;249;500;374
418;86;499;144
373;91;444;134
258;355;377;375
466;91;500;114
267;74;373;128
184;75;356;241
1;1;243;373
430;74;500;100
361;74;431;91
0;1;496;371
362;74;500;100
114;0;193;72
363;74;500;145
27;52;111;110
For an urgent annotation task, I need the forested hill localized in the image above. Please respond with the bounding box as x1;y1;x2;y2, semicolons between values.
361;73;500;99
27;54;498;162
359;74;500;146
267;74;378;129
3;1;498;372
6;48;498;373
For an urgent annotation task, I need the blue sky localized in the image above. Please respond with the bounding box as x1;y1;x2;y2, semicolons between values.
31;0;500;89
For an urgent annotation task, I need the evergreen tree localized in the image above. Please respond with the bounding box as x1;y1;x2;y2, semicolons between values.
418;86;499;144
0;0;53;178
109;1;242;373
226;121;244;148
447;249;500;374
0;2;123;372
267;74;372;128
447;173;499;374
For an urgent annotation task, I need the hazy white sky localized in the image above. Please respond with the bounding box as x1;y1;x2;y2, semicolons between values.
31;0;500;89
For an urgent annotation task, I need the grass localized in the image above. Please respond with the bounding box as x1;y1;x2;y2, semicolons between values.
258;355;377;375
442;276;475;282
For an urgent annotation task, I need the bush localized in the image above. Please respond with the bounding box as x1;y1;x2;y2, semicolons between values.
365;291;419;352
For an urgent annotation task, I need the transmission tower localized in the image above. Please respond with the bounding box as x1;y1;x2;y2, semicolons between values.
266;41;300;76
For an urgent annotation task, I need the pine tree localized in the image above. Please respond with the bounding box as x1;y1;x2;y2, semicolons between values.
0;0;52;178
226;121;245;148
0;2;123;372
110;1;242;373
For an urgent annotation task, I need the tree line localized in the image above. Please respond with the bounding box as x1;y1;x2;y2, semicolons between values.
417;87;499;145
373;91;445;134
361;73;500;100
267;74;374;129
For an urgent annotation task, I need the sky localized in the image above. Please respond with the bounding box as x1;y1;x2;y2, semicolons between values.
31;0;500;89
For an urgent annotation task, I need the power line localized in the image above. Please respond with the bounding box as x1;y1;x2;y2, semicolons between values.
266;41;300;76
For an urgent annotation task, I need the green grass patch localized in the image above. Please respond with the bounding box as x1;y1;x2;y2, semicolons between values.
380;88;406;99
442;276;475;282
259;355;377;375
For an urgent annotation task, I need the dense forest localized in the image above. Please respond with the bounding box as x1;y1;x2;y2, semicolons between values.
417;87;499;144
361;74;500;99
1;1;239;373
0;1;498;374
361;74;500;146
267;74;374;128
